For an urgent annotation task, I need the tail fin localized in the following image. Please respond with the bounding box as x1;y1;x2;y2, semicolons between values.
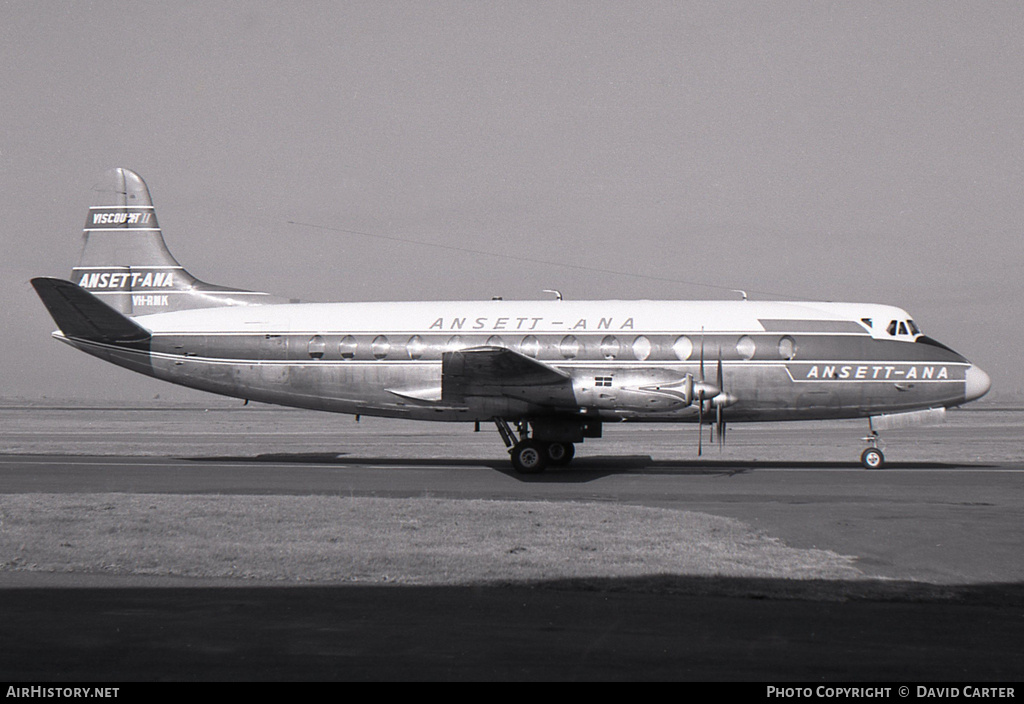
72;168;276;315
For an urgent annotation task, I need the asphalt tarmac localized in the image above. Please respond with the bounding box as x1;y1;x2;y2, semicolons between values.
1;405;1022;681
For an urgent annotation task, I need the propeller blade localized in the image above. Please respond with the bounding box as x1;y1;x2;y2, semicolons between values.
716;349;725;449
696;328;706;458
716;402;724;447
699;330;706;382
697;391;704;456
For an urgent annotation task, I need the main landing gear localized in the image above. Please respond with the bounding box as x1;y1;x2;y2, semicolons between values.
493;418;578;474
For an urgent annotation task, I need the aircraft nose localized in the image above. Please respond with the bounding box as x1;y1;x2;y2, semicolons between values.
964;365;991;402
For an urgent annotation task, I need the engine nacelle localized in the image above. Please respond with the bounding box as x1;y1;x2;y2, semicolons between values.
572;369;711;413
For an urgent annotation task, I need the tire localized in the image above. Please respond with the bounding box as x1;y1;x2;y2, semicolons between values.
545;442;576;466
511;440;547;474
861;447;885;469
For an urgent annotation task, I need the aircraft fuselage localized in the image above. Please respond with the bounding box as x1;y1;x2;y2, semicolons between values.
57;298;978;423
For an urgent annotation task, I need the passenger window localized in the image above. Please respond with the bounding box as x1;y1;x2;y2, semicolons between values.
778;335;797;360
307;335;325;360
559;335;580;359
371;335;390;359
632;336;652;361
600;335;620;360
407;335;425;360
519;335;540;358
736;335;756;360
339;335;358;359
672;336;693;361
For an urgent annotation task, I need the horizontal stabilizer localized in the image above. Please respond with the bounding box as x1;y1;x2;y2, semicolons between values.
31;277;151;344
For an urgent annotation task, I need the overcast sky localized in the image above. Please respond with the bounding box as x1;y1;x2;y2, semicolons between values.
2;1;1021;402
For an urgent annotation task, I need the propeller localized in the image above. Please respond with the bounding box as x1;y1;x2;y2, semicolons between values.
694;330;733;456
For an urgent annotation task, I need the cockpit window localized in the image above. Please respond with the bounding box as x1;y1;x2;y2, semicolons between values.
886;319;919;338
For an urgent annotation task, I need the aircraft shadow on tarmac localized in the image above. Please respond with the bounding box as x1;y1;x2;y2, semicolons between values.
183;452;983;482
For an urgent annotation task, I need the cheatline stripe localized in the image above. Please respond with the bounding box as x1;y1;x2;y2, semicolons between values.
73;266;184;270
88;205;155;209
88;290;271;295
56;338;971;375
83;228;162;232
149;329;874;337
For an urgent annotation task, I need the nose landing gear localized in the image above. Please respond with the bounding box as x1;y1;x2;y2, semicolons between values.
860;445;885;469
860;426;885;469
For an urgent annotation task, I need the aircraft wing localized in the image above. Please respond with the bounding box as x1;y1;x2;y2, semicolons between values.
442;346;576;408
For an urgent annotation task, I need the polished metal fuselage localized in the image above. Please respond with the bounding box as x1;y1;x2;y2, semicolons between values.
55;298;975;424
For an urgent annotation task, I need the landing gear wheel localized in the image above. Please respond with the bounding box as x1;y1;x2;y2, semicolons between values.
510;440;548;474
861;447;885;469
545;442;576;466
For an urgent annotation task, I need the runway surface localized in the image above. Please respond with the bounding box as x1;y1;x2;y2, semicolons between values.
1;404;1022;680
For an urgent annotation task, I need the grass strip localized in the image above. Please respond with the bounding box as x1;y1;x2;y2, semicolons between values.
0;494;863;584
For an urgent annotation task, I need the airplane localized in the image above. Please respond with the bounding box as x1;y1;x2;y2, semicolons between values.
32;168;991;473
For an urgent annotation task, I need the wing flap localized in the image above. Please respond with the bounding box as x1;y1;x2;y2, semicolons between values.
386;386;444;403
